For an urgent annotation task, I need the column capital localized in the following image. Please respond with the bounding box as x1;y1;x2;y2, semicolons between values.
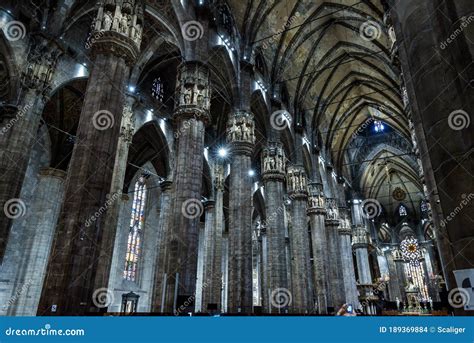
119;100;135;144
91;31;140;64
307;181;325;215
324;198;339;225
39;167;67;180
174;62;211;124
227;110;255;156
89;1;143;63
286;165;308;199
261;141;285;181
213;164;225;191
352;225;371;248
21;38;62;97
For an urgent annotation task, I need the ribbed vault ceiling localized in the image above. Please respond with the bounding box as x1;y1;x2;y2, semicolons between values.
228;0;405;161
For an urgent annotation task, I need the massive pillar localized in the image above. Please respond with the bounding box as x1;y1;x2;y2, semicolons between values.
353;225;374;311
261;142;288;313
201;164;224;312
259;224;269;312
324;164;346;309
162;62;211;313
93;94;135;296
195;203;210;312
350;198;374;309
390;1;473;307
38;1;143;315
307;181;328;314
287;165;311;313
6;168;66;316
324;197;344;309
0;39;60;263
335;181;359;308
227;110;255;313
337;206;359;308
151;180;173;312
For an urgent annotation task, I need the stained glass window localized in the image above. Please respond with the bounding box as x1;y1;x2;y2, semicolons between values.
151;77;164;102
404;262;429;301
399;205;407;216
123;175;147;281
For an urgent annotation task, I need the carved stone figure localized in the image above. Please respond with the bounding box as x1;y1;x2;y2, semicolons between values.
103;12;113;31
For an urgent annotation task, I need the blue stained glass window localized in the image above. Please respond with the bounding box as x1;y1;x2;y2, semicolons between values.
124;176;147;281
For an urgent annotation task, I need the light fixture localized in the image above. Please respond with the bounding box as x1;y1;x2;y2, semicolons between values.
248;169;255;177
128;85;136;93
218;148;227;158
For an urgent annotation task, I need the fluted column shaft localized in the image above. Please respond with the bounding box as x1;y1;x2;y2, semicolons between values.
261;142;287;313
93;95;136;297
337;212;359;308
5;168;66;316
202;166;224;312
324;198;344;309
287;166;311;313
227;111;254;313
151;181;173;312
307;182;328;314
38;28;139;315
391;2;473;302
0;39;60;262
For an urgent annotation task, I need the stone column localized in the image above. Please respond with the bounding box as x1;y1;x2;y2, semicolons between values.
261;142;288;313
195;200;214;312
195;207;209;312
201;164;224;312
227;110;255;313
0;40;60;262
324;197;344;309
38;1;143;315
307;181;328;314
337;207;359;308
93;94;136;297
221;233;229;312
162;62;211;313
386;250;403;301
287;165;311;313
390;1;473;305
260;225;269;312
151;180;173;312
7;168;66;316
352;226;373;285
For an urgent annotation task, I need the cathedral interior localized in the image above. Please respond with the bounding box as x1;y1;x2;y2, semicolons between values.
0;0;472;316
